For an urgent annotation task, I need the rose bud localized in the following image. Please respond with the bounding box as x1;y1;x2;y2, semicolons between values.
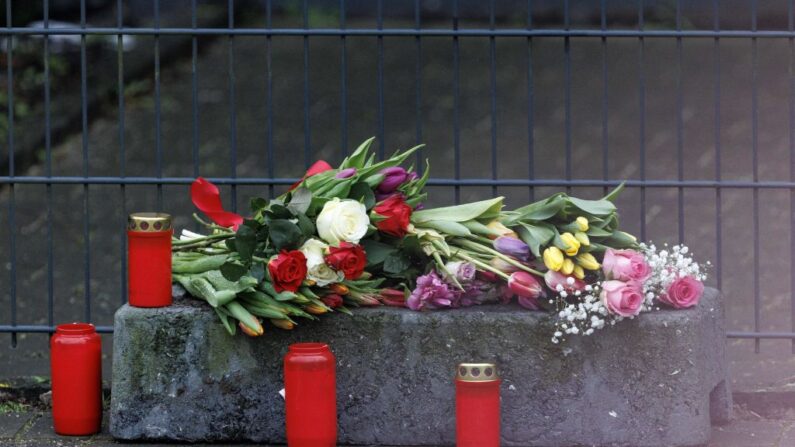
320;293;344;308
329;283;349;295
335;167;357;179
508;271;545;300
493;236;530;261
377;167;409;193
239;320;264;337
544;270;586;294
304;303;329;315
380;288;407;307
270;319;295;330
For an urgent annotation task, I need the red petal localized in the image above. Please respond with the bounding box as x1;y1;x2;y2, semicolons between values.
190;177;243;229
288;160;334;191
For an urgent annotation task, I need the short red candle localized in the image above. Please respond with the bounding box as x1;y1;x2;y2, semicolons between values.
127;212;172;307
456;362;501;447
284;342;337;447
50;323;102;436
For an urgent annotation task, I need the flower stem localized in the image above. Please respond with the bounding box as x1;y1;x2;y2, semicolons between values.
172;233;233;246
455;238;544;277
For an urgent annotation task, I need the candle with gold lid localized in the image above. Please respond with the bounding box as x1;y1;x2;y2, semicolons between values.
127;212;172;307
456;362;501;447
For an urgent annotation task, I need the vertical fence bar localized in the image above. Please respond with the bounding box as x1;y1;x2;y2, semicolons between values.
303;0;311;168
340;0;348;155
675;0;685;244
713;0;723;297
752;0;761;353
80;0;92;323
44;0;54;324
527;0;534;201
6;0;17;346
154;0;162;210
638;0;647;241
266;0;274;198
563;0;572;194
118;0;128;304
414;0;423;170
601;0;609;197
191;0;199;181
489;0;497;198
453;0;461;204
228;0;237;211
377;0;385;158
789;0;795;353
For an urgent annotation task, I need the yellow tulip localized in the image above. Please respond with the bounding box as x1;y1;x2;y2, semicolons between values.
270;319;295;330
575;232;590;246
486;220;519;240
560;232;581;256
575;216;589;232
573;265;585;279
304;304;329;315
543;246;564;271
576;253;600;271
239;320;264;337
561;258;575;275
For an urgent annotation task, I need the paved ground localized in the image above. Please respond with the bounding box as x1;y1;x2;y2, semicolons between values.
0;407;791;447
3;14;795;393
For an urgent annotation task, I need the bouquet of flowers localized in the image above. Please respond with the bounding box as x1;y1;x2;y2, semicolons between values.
172;138;707;342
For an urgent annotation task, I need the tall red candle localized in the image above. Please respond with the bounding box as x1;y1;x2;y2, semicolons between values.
284;342;336;447
50;323;102;436
456;362;501;447
127;212;172;307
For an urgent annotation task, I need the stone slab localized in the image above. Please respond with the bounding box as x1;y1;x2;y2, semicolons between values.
110;287;730;446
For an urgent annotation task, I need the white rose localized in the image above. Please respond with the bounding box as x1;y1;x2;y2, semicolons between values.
316;198;369;245
300;238;344;286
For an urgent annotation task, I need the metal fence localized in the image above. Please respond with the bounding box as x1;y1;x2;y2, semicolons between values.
1;0;794;356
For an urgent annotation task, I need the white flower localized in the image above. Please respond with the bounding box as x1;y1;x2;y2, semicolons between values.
299;238;344;286
316;198;369;245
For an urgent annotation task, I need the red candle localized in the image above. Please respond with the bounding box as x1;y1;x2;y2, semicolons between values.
456;362;501;447
284;342;337;447
127;212;172;307
50;323;102;436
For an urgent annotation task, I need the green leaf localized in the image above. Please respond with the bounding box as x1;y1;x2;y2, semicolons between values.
586;226;613;237
357;144;424;178
341;137;375;169
602;182;626;202
567;196;617;217
220;262;248;282
295;212;316;237
509;194;566;222
214;307;237;336
604;230;639;249
268;219;304;250
348;182;376;209
360;239;396;266
265;204;293;220
420;220;472;237
249;262;266;282
517;222;556;257
412;197;504;223
383;252;412;274
287;187;312;215
235;222;258;262
250;197;268;213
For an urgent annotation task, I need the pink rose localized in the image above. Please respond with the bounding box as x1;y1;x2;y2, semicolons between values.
600;280;644;317
602;248;651;283
544;270;586;294
658;276;703;309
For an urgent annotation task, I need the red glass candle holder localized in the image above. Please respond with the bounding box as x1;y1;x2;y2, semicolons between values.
284;342;337;447
50;323;102;436
127;212;172;307
456;362;501;447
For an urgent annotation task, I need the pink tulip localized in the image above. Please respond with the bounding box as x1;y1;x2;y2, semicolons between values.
508;272;545;310
602;248;652;283
658;276;703;309
600;280;643;317
544;270;586;294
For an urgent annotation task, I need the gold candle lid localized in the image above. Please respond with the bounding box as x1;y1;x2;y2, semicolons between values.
456;363;499;382
128;212;172;232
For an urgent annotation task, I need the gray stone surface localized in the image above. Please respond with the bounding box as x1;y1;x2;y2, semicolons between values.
110;287;729;446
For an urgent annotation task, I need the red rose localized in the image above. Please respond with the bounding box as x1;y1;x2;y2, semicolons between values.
321;294;344;308
325;242;367;280
373;195;412;238
268;250;307;292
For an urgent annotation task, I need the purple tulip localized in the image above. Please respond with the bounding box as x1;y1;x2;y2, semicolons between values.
335;167;357;179
493;236;530;261
377;167;409;193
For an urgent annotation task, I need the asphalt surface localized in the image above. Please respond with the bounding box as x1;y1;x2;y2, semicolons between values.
1;18;795;392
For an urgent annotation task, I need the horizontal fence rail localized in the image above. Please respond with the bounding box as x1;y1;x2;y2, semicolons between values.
1;0;793;355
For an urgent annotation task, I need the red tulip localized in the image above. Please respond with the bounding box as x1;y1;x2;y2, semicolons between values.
190;177;244;230
289;160;333;191
508;271;545;310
